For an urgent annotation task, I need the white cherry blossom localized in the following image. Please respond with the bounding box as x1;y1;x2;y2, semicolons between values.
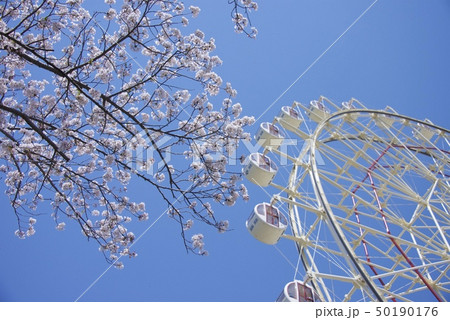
0;0;258;265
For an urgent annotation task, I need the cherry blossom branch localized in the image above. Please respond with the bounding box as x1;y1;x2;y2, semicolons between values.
0;102;70;161
0;0;253;264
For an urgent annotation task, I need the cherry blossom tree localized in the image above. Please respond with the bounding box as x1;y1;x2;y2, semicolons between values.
0;0;257;267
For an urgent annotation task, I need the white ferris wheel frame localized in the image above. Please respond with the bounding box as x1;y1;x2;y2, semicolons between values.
251;97;450;302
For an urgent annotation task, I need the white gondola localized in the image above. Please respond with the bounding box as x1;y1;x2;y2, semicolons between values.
255;122;285;149
278;106;303;129
276;280;321;302
413;121;435;141
246;202;288;245
243;153;278;187
307;100;330;123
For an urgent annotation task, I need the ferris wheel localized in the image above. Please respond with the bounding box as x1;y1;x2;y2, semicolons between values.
243;96;450;302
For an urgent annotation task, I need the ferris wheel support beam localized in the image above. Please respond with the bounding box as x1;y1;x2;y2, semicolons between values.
408;230;432;281
300;244;334;301
281;234;351;258
309;271;379;287
285;163;333;302
333;215;447;255
366;173;444;302
309;163;385;301
267;145;303;166
370;260;450;280
425;179;450;251
307;165;385;301
273;194;322;216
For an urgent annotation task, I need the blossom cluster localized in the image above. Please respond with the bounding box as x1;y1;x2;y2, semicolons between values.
230;0;258;38
0;0;255;264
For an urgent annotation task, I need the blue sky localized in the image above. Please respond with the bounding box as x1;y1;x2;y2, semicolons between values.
1;0;449;302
